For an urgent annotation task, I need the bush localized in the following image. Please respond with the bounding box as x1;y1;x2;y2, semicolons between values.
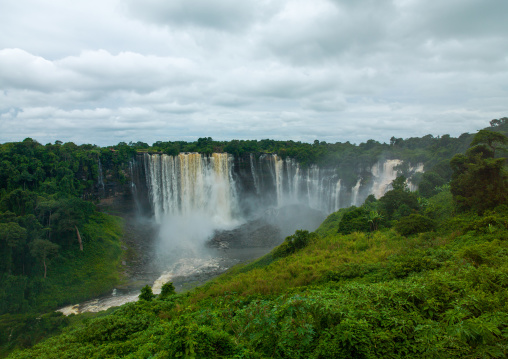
139;285;155;301
273;230;315;258
337;207;370;234
394;214;435;236
159;282;176;299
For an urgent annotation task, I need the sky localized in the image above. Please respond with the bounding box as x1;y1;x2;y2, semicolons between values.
0;0;507;146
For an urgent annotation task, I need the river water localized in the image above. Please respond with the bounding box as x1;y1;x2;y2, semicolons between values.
57;210;303;315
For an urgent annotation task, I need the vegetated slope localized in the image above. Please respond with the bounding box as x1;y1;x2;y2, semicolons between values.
8;151;508;358
0;140;126;357
0;213;123;357
0;139;128;316
3;119;508;358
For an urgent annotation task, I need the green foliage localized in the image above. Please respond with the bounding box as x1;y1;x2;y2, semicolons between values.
273;230;316;258
379;176;419;220
8;204;508;358
395;214;436;236
392;175;408;191
3;119;508;358
450;130;508;213
0;213;123;316
159;282;176;299
470;129;508;157
29;239;59;278
0;139;126;320
0;311;69;356
337;207;370;234
418;172;446;198
139;285;155;301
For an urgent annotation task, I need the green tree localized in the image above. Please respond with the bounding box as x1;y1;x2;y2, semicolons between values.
379;182;419;220
366;210;383;231
394;214;435;236
337;207;370;234
391;175;408;191
0;222;27;274
159;282;176;299
470;129;508;157
450;131;508;213
139;285;155;301
273;230;315;258
418;172;446;198
29;239;59;278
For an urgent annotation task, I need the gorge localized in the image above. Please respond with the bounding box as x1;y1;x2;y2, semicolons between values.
59;152;423;314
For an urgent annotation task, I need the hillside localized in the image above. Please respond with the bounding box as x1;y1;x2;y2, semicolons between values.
6;128;508;358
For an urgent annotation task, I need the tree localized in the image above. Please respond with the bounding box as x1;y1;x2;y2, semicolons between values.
366;210;383;231
0;222;27;274
394;214;435;236
337;207;370;234
159;282;176;299
418;172;446;198
469;129;508;157
450;131;508;213
379;177;419;220
489;117;507;127
273;230;315;258
139;285;155;301
391;175;408;191
30;239;59;278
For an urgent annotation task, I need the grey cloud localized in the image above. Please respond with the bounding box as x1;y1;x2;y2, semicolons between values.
123;0;280;32
259;0;394;65
0;0;506;146
406;0;508;40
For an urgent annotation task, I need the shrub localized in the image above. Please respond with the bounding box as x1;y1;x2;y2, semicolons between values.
139;285;155;301
273;230;315;258
337;207;369;234
159;282;176;299
395;214;435;236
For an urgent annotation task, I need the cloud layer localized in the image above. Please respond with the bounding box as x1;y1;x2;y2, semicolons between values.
1;0;506;145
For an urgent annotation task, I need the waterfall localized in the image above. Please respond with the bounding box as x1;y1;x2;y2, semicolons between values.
273;155;284;207
254;155;341;214
333;179;341;211
370;159;402;198
144;153;421;223
97;158;105;192
351;179;361;206
250;153;260;194
145;153;238;226
129;159;140;213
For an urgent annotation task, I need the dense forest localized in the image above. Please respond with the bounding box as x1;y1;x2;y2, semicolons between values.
0;118;507;358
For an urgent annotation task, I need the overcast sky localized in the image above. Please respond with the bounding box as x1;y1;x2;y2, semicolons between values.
1;0;506;146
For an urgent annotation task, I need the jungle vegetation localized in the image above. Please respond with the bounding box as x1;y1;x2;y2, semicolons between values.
0;117;507;358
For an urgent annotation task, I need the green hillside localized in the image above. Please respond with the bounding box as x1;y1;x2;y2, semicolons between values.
6;129;508;358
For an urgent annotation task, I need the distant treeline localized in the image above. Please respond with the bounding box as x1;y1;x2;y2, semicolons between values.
116;118;508;171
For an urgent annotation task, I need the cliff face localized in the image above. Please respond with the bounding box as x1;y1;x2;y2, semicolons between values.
131;152;423;221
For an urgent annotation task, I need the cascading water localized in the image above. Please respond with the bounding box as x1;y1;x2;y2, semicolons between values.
370;159;402;198
145;153;238;226
333;179;342;211
258;155;344;213
351;179;362;206
97;158;105;193
250;153;260;195
129;159;140;214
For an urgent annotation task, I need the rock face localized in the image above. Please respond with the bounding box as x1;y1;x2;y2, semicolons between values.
135;152;423;220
